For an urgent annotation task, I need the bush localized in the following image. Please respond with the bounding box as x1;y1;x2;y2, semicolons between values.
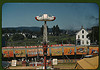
12;34;25;41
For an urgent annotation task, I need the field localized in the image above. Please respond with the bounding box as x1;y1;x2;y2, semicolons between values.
6;34;75;46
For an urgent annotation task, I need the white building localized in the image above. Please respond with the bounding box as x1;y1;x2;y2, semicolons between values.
32;35;37;38
76;26;90;45
18;33;26;37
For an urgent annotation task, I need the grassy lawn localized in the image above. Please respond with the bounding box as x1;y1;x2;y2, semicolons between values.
6;34;75;46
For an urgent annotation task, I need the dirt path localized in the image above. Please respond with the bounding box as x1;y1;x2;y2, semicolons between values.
8;66;40;69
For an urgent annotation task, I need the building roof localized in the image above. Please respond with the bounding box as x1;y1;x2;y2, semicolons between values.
76;26;89;35
76;56;99;69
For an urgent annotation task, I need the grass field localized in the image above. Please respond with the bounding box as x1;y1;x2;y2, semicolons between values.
6;34;75;46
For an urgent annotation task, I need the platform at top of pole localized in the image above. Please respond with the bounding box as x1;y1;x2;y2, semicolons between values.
35;14;56;21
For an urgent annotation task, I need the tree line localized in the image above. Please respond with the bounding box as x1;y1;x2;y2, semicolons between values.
41;25;61;36
87;26;99;45
2;25;99;46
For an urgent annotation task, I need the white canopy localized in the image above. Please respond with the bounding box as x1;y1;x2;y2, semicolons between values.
35;14;56;21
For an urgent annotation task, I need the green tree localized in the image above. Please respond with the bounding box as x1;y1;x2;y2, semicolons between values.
11;29;16;33
26;34;32;39
12;34;25;41
23;29;28;33
68;38;71;44
52;25;60;36
17;30;21;33
52;26;56;36
4;34;9;41
2;29;5;34
88;26;99;45
55;25;60;36
4;28;10;33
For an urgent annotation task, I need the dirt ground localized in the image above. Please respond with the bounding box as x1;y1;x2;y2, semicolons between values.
8;66;40;69
53;63;76;69
7;63;76;69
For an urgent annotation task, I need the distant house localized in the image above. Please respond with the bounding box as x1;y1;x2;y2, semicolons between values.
18;33;26;37
2;33;14;37
48;32;53;35
32;35;37;38
76;26;90;45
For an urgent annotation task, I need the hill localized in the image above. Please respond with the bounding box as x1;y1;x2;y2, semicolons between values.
2;27;41;32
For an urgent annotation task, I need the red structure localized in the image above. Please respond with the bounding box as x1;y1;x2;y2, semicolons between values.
43;44;47;69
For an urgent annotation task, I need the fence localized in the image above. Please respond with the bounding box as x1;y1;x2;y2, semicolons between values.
2;44;99;58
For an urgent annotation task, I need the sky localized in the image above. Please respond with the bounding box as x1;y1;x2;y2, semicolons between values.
2;3;99;30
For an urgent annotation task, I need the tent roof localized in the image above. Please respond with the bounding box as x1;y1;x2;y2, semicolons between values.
77;56;99;69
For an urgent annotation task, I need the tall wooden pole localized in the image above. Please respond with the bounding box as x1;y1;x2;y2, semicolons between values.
43;21;47;69
43;21;47;43
35;14;56;69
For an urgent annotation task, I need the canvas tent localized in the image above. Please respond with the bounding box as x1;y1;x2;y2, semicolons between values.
75;56;99;69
